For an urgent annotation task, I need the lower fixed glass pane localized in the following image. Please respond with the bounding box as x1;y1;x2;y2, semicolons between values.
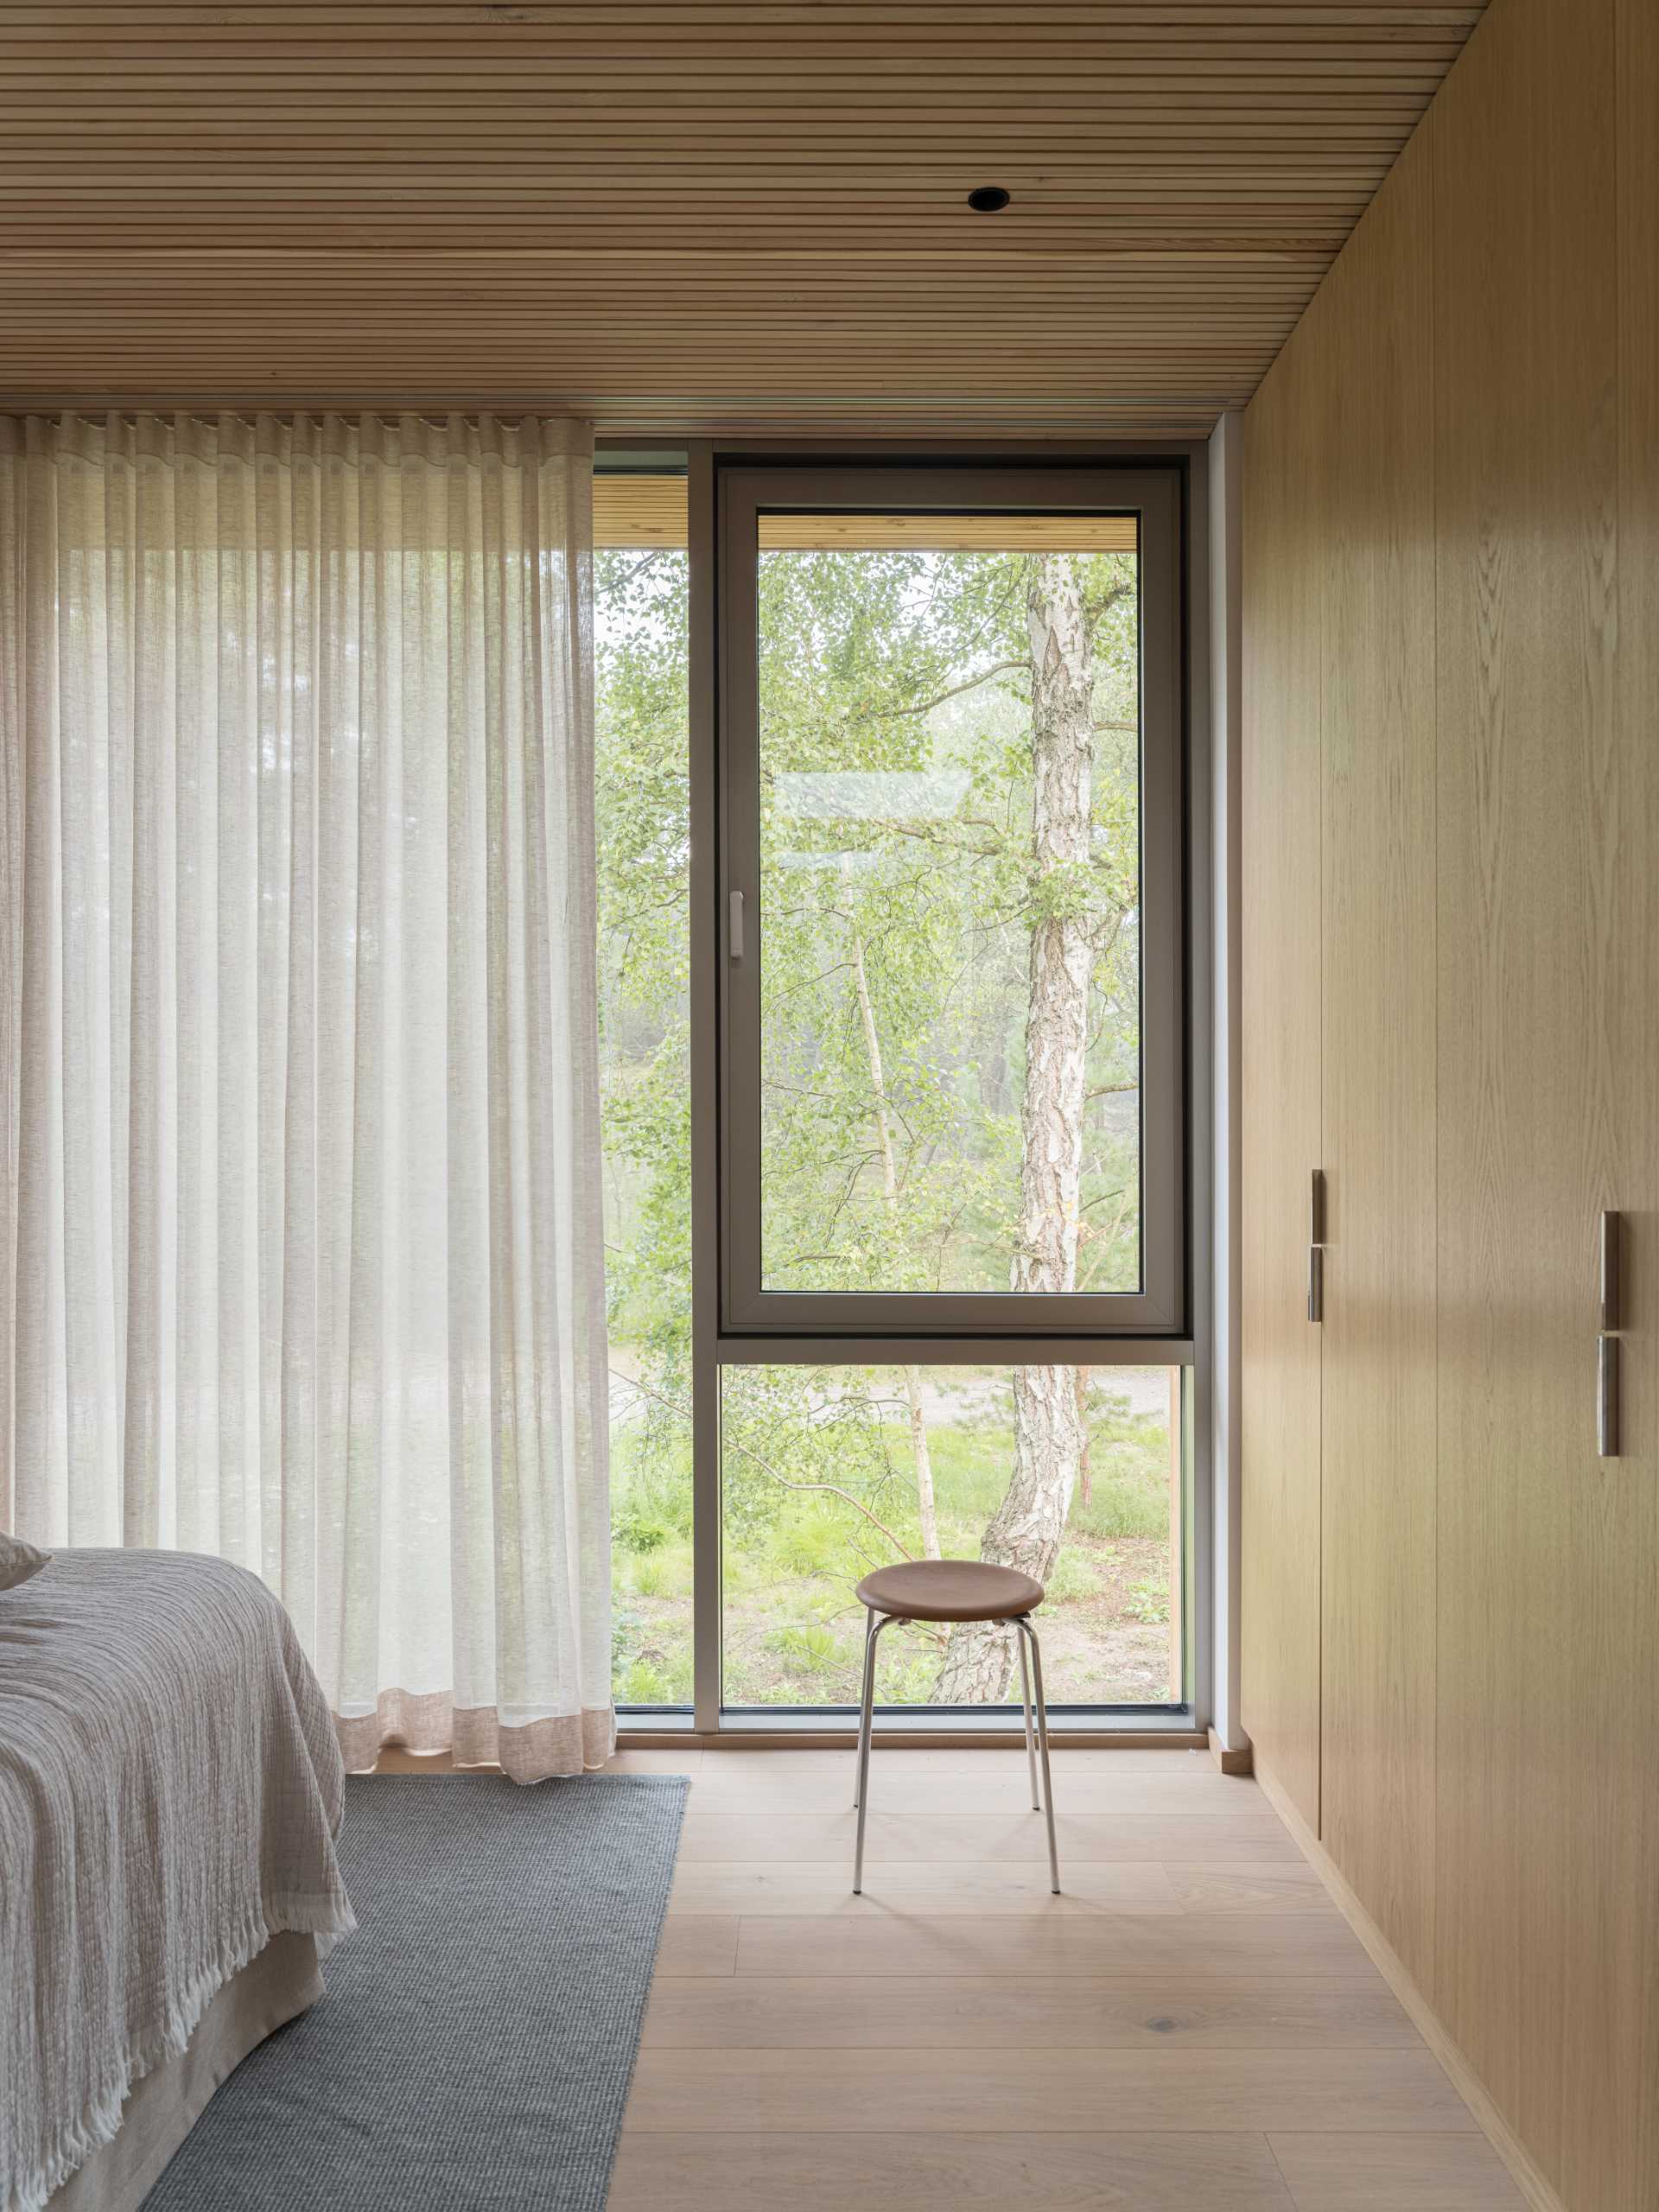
721;1363;1183;1709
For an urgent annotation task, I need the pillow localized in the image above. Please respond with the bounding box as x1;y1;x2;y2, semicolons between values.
0;1532;51;1592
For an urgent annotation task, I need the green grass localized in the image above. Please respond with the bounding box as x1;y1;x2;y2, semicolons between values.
617;1539;693;1602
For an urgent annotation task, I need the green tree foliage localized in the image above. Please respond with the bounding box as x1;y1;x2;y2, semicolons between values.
753;546;1141;1298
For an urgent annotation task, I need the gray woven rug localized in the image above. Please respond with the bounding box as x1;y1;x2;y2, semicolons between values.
144;1772;687;2210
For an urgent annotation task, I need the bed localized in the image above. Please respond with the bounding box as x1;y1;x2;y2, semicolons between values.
0;1546;357;2212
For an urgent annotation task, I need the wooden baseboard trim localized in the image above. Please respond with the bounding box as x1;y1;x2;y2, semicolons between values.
1207;1726;1254;1775
1252;1753;1567;2212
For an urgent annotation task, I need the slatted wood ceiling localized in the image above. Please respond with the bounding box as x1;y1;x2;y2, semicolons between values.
0;3;1485;434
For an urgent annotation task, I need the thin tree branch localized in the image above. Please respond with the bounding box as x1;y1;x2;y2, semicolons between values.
597;548;669;599
613;1370;914;1560
849;658;1025;726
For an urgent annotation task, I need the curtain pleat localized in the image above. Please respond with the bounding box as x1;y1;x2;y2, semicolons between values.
0;411;613;1781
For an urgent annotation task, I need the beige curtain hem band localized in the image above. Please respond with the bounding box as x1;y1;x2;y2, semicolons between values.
335;1690;617;1783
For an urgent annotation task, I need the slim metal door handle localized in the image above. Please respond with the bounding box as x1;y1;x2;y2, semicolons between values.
1598;1333;1620;1459
728;888;745;962
1598;1210;1621;1458
1307;1168;1326;1325
1599;1208;1620;1332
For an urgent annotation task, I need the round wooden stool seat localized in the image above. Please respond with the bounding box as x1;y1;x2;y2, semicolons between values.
855;1558;1045;1624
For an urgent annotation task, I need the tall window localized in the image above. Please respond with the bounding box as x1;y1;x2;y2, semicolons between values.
598;457;1194;1726
721;470;1184;1336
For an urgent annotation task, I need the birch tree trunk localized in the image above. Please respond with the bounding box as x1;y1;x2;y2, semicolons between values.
849;898;940;1559
934;553;1094;1700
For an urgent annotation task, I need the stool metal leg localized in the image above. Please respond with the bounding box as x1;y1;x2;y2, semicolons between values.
853;1607;879;1809
1018;1616;1060;1894
852;1611;888;1894
1016;1624;1041;1812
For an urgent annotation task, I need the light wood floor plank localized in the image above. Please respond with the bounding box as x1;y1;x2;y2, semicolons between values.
602;1750;705;1775
733;1910;1376;1979
641;1974;1421;2051
607;2130;1297;2209
624;2047;1480;2134
1167;1865;1333;1913
652;1915;738;1976
667;1859;1183;1915
1266;2133;1527;2209
676;1809;1301;1865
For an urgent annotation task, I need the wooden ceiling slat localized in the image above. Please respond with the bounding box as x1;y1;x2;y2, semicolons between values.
0;46;1470;64
0;268;1332;285
0;0;1485;426
0;172;1392;191
0;101;1441;121
0;294;1323;306
0;244;1353;261
0;12;1479;30
0;7;1486;19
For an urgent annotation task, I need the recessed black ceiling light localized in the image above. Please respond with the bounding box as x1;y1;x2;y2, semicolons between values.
966;185;1011;213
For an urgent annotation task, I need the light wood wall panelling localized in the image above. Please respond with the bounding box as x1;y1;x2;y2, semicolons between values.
1244;4;1658;2202
0;3;1487;423
1239;304;1325;1840
1433;1;1655;2206
1612;0;1659;2201
1315;118;1439;2001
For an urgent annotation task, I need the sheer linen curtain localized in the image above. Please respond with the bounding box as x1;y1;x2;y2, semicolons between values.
0;411;614;1781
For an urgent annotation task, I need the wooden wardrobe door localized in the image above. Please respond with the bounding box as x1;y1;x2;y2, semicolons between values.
1240;315;1325;1834
1612;1;1659;2200
1317;123;1439;1999
1435;1;1656;2202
